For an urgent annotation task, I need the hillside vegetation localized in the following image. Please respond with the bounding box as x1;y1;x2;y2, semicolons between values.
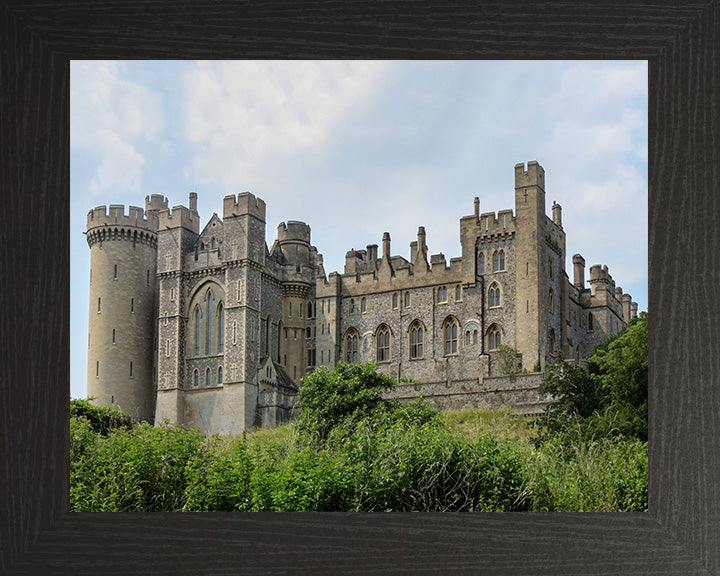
71;315;647;512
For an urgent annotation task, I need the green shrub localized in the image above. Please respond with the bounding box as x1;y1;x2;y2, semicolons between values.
70;398;134;435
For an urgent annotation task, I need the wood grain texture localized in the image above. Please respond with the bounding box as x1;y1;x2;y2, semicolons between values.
1;1;717;574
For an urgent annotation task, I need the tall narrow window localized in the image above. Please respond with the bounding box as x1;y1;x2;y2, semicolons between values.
361;298;367;313
112;329;116;345
147;269;150;285
130;298;134;313
96;361;99;377
488;325;502;350
113;264;117;279
588;312;594;331
377;325;391;362
499;250;505;270
392;293;399;309
233;320;237;345
478;253;485;274
218;366;223;384
404;292;410;307
409;321;424;359
455;284;462;301
443;317;459;355
349;299;355;313
206;368;210;386
206;291;213;354
308;302;313;318
129;361;133;377
195;308;201;356
488;283;501;307
194;370;198;387
345;329;359;363
166;339;170;357
289;302;292;317
219;304;224;353
97;297;101;313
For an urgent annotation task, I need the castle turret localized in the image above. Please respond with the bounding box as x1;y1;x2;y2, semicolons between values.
514;160;546;370
86;202;162;421
622;293;632;322
552;201;562;227
573;254;586;289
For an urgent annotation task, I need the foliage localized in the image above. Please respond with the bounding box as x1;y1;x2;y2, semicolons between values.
70;362;647;513
536;313;648;445
70;398;134;435
495;345;522;381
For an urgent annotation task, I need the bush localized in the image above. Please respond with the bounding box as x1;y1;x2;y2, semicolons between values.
70;398;134;435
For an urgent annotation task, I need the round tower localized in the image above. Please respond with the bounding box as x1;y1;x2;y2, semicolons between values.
86;198;165;421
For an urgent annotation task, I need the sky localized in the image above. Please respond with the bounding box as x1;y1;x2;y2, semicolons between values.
70;60;648;400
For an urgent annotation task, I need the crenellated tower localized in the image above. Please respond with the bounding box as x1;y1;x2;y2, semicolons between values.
86;196;166;420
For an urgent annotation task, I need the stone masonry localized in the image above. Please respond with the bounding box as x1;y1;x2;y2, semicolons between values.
86;161;638;434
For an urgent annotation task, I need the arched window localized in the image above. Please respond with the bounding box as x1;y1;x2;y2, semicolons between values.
218;303;224;353
443;317;459;356
409;321;424;359
195;307;201;356
487;324;502;351
193;369;198;387
205;368;211;386
377;325;391;362
473;330;478;345
437;286;448;303
478;252;485;274
392;292;399;309
488;282;501;307
361;297;367;313
218;366;223;384
493;250;505;271
455;284;462;301
206;291;213;354
349;299;355;313
404;292;411;307
344;329;359;363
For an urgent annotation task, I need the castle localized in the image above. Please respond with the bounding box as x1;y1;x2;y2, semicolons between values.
86;161;638;434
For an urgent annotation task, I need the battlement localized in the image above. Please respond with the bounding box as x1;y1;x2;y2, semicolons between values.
145;194;168;212
514;160;545;190
223;192;266;221
277;221;311;244
475;209;516;237
87;204;159;232
158;205;199;232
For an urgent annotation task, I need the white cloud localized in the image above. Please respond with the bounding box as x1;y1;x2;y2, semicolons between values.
71;61;163;197
183;61;390;193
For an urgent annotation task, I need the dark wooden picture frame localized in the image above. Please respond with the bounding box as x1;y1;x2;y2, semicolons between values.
1;2;718;574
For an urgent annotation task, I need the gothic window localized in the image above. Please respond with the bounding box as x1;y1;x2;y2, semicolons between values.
349;299;355;313
218;304;224;353
392;292;399;309
478;252;485;274
455;284;462;301
361;297;367;313
437;286;448;303
206;291;213;354
404;291;411;307
218;366;223;384
488;283;501;307
376;325;391;362
487;324;502;351
205;368;211;386
409;321;424;359
493;250;505;272
193;370;198;387
443;317;459;356
344;329;359;363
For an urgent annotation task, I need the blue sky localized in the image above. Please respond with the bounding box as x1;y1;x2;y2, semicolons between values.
70;60;648;400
